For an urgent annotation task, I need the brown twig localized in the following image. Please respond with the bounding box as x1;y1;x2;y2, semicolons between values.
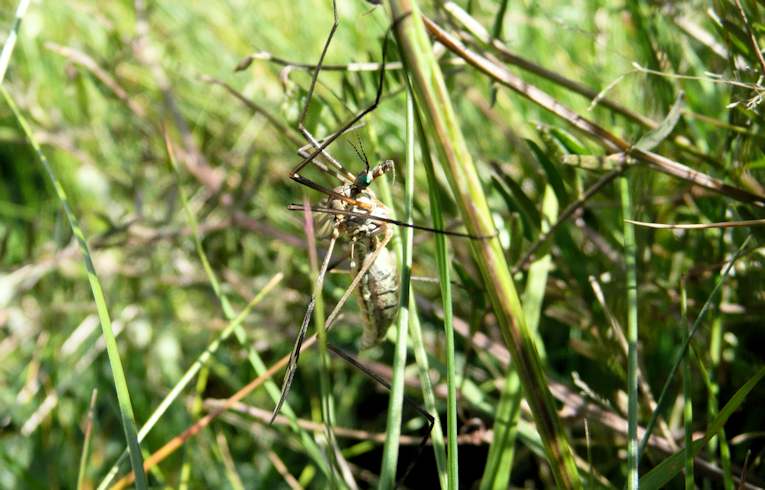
733;0;765;79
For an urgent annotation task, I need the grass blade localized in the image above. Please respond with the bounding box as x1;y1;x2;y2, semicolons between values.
379;86;416;490
619;176;639;489
639;364;765;488
416;86;454;489
0;0;31;84
76;389;98;490
0;85;148;489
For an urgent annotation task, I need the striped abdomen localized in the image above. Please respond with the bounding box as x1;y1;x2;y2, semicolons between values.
355;242;399;348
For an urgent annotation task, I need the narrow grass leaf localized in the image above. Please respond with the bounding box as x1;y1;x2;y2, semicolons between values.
417;85;456;490
0;0;30;84
620;175;639;490
0;85;148;489
379;88;416;490
76;389;98;490
639;364;765;488
638;235;752;457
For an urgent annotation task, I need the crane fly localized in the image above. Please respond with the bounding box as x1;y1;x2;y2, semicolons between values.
267;0;486;443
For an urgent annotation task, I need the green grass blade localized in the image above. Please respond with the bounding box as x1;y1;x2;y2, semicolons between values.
681;282;694;489
638;235;752;457
0;85;148;489
76;389;98;490
379;87;416;490
479;370;521;490
640;364;765;488
418;89;456;490
407;304;448;488
619;176;639;489
0;0;31;84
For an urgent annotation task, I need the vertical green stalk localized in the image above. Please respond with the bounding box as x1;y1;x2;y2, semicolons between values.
378;86;448;487
620;176;639;489
379;89;416;490
709;313;734;490
1;85;148;489
481;184;558;489
387;2;580;487
480;370;521;490
417;95;456;489
680;282;694;489
306;203;339;488
407;305;448;488
709;229;733;490
76;389;98;490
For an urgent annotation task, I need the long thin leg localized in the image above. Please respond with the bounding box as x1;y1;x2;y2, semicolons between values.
327;344;435;484
293;0;346;180
290;18;390;180
324;226;393;333
272;226;393;420
270;234;338;422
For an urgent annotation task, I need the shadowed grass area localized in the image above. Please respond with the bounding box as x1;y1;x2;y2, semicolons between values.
2;1;765;488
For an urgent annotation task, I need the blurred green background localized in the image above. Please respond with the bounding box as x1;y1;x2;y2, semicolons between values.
1;0;764;488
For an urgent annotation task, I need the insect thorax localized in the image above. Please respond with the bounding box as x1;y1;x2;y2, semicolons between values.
318;184;391;239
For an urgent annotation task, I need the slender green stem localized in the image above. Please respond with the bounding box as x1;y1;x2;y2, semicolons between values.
76;389;98;490
0;0;31;84
418;95;457;490
680;281;694;489
407;302;448;488
303;201;339;488
379;88;416;490
619;176;639;488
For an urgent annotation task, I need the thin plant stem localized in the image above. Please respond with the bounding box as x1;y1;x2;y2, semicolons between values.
379;88;416;490
620;176;639;488
76;389;98;490
681;281;694;489
307;200;341;488
417;89;457;489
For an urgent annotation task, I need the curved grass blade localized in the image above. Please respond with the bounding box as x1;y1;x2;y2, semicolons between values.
640;364;765;488
0;85;148;489
638;235;752;458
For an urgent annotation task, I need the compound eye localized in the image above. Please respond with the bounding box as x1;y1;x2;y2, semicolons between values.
358;171;373;187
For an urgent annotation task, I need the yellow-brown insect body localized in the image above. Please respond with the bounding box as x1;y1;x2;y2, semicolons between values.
354;236;398;348
320;165;399;347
